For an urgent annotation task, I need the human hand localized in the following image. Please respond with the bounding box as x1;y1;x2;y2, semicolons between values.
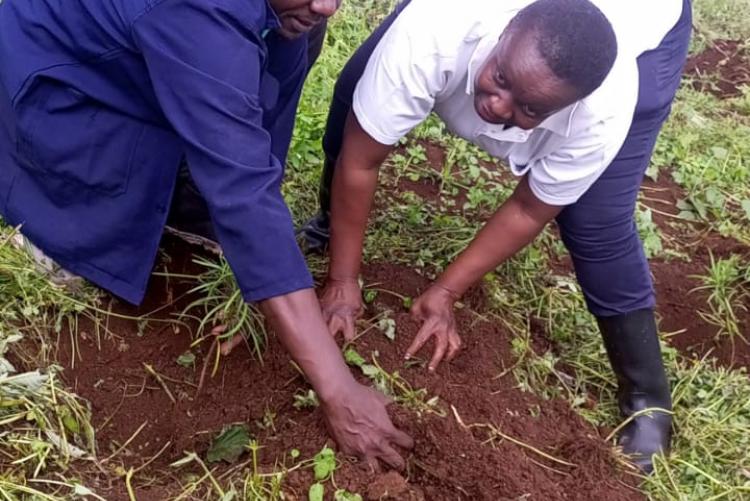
319;277;364;341
321;380;413;470
405;284;462;371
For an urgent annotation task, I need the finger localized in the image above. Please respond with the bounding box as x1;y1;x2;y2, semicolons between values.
377;444;405;471
327;315;343;338
219;334;244;356
404;321;434;360
343;313;356;342
210;324;227;337
428;330;448;372
364;455;381;474
445;329;462;362
389;428;415;450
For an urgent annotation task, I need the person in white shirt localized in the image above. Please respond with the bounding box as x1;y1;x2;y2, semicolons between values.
299;0;691;472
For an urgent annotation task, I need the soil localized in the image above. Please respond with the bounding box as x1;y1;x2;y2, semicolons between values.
56;239;642;500
685;39;750;99
547;172;750;372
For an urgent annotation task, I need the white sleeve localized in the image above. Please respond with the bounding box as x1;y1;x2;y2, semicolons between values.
352;1;454;145
524;120;615;206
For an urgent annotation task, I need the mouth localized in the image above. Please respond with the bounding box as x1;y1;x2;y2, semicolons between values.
279;16;317;37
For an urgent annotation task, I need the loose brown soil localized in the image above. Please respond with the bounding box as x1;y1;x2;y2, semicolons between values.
56;239;641;500
685;40;750;98
638;173;750;370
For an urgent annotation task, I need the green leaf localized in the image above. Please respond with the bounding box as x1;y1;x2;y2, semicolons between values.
290;448;300;459
309;483;324;501
334;489;363;501
344;348;366;367
176;351;196;367
741;199;750;220
363;289;378;304
206;425;250;464
313;446;336;480
377;317;396;341
361;364;379;377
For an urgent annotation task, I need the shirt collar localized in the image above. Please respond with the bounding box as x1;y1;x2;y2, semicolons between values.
465;34;578;138
263;0;282;32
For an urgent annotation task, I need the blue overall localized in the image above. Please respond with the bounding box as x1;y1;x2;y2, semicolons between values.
322;0;692;317
0;0;314;304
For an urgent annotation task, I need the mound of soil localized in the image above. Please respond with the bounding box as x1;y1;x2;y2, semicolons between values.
638;174;750;370
651;234;750;371
58;241;641;500
685;40;750;98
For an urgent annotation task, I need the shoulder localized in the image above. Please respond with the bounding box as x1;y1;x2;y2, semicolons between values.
392;0;527;56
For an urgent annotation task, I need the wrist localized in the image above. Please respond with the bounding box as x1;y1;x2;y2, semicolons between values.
314;373;358;405
326;274;359;285
431;282;462;302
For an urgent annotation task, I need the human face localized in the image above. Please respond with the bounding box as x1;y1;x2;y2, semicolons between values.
270;0;341;39
474;27;579;130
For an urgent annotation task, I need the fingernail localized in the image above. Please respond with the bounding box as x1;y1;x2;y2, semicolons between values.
404;354;410;360
428;366;435;372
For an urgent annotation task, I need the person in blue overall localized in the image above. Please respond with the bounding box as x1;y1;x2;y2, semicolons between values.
298;0;692;472
0;0;412;468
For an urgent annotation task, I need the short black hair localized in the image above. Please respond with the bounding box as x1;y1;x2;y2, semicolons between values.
512;0;617;98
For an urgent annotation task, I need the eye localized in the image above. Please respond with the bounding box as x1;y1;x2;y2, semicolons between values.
494;70;507;87
521;104;538;118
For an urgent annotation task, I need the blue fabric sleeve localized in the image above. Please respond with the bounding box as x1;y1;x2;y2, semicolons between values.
131;0;313;301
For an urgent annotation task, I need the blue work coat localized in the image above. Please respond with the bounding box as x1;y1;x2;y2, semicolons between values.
0;0;314;304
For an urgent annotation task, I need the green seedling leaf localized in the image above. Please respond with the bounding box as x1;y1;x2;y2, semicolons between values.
73;484;95;496
711;146;728;159
313;446;336;480
402;296;413;309
61;407;80;435
334;489;363;501
377;317;396;341
309;483;324;501
293;389;319;409
704;187;724;207
206;425;250;464
363;289;378;304
176;351;195;368
741;199;750;220
344;348;366;367
361;364;379;377
290;448;300;459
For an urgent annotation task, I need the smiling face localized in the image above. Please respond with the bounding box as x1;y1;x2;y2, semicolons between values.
269;0;341;39
473;26;580;130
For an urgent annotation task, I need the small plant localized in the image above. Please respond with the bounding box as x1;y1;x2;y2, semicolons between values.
344;348;444;416
691;253;749;341
293;389;320;409
179;256;268;360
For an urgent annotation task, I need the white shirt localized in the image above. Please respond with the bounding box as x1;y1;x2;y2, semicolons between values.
352;0;684;205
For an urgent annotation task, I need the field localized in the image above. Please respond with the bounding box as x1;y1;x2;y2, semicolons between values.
1;0;750;499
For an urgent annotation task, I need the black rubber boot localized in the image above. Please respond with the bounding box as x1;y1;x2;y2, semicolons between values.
297;155;335;253
596;309;672;474
165;162;221;254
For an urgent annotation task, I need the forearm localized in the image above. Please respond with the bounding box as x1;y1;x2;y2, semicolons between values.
328;113;392;281
437;176;562;295
260;288;355;401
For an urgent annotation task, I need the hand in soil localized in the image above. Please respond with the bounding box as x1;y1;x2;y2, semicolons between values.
322;381;414;470
320;277;364;341
406;285;462;371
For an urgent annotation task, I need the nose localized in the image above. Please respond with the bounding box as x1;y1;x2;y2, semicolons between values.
310;0;339;18
488;92;513;122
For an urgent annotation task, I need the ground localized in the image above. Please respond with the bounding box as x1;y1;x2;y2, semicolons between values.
1;1;749;500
